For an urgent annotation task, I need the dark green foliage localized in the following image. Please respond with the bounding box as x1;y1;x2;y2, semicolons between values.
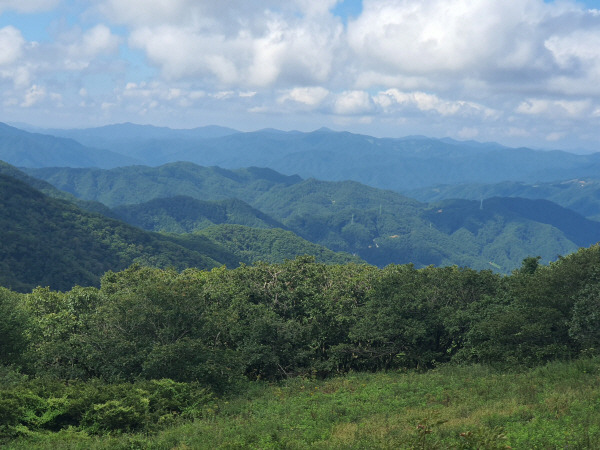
113;196;285;233
0;160;115;217
0;172;249;291
197;224;361;265
10;245;600;386
0;374;213;439
0;288;27;365
1;245;600;444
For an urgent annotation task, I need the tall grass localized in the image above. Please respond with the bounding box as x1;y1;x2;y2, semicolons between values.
7;358;600;449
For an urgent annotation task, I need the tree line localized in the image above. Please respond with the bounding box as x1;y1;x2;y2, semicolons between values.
3;245;600;389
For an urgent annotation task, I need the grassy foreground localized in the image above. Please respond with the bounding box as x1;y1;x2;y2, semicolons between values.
7;358;600;449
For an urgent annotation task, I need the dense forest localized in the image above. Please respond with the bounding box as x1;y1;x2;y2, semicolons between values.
2;245;600;446
0;170;357;292
25;162;600;272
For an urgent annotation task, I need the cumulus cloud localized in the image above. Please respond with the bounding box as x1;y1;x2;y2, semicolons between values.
374;89;498;118
104;0;344;87
0;26;24;66
347;0;600;96
516;98;592;118
278;86;330;107
21;84;46;107
333;90;373;115
3;0;600;149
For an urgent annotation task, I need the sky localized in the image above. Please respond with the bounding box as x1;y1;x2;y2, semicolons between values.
1;0;600;151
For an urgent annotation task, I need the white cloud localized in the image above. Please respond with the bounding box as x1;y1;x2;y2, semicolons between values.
333;90;372;115
0;27;24;66
516;98;592;118
347;0;600;97
278;86;330;106
457;127;479;139
546;131;566;142
348;0;547;75
106;1;343;87
21;84;46;107
374;89;498;118
61;25;120;70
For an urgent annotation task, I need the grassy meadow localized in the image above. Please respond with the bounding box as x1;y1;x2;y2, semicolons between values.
6;358;600;449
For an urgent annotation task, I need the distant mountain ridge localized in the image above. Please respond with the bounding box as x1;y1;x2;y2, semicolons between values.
13;122;600;191
0;122;139;168
406;178;600;220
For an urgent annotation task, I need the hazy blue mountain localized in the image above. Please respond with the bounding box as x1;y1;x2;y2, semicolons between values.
20;123;600;190
43;122;239;140
15;123;600;191
406;178;600;220
0;122;139;168
40;123;240;165
24;163;600;272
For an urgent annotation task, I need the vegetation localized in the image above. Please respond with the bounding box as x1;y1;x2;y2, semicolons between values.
113;196;285;233
25;162;600;272
2;244;600;447
196;224;363;265
0;171;357;291
0;173;238;291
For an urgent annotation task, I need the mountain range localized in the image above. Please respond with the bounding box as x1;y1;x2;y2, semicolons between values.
0;164;358;291
3;121;600;290
24;161;600;273
406;178;600;221
4;122;600;191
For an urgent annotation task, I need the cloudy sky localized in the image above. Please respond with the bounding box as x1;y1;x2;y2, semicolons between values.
1;0;600;151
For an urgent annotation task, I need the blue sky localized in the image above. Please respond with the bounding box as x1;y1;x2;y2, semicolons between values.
1;0;600;152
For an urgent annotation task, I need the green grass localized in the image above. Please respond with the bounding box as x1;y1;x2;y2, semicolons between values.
7;358;600;449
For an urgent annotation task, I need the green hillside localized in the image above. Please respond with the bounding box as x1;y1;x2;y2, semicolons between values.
197;224;362;265
407;178;600;220
113;196;285;233
25;162;301;207
25;163;600;272
0;160;115;217
0;173;242;292
5;245;600;447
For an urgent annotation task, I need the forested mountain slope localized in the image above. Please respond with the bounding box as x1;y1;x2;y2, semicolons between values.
0;173;243;291
113;196;285;233
25;162;302;207
196;225;362;265
0;164;359;290
407;178;600;220
25;163;600;272
0;160;115;217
